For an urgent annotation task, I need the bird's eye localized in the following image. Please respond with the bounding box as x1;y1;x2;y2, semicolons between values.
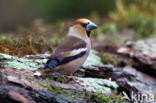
80;22;89;28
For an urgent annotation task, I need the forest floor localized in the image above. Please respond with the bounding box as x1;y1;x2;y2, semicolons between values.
0;21;156;103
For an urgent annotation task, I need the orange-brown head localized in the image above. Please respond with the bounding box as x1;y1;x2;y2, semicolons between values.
68;18;97;39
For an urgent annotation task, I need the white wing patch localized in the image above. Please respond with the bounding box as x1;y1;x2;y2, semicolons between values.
70;48;87;56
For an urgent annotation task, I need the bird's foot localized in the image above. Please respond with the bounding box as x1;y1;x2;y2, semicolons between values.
66;75;82;84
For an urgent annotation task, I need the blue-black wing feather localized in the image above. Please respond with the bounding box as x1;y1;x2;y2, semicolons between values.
39;51;86;70
40;56;64;70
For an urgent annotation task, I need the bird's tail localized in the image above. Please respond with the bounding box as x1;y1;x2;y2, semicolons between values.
34;56;62;76
34;68;51;76
34;62;52;76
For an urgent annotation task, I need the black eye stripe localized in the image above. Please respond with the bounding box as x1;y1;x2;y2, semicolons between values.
80;23;87;28
80;22;91;37
80;22;89;28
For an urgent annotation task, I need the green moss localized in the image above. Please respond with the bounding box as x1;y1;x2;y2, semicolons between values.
91;93;124;103
55;76;66;83
97;95;112;103
39;81;74;96
38;80;85;99
39;80;121;103
99;52;121;66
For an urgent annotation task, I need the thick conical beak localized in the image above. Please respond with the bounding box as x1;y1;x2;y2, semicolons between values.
86;22;97;31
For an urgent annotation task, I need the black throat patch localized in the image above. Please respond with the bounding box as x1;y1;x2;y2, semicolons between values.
80;22;91;37
86;31;91;37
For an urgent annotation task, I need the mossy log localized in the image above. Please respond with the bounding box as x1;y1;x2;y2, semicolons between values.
0;53;155;103
0;53;119;103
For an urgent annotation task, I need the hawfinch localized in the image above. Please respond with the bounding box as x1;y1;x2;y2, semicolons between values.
34;18;97;76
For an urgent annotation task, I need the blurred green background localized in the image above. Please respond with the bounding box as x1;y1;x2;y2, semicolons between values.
28;0;115;22
0;0;156;37
0;0;115;31
0;0;156;56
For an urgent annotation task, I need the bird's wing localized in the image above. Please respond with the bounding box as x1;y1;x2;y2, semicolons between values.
54;36;87;56
40;36;87;69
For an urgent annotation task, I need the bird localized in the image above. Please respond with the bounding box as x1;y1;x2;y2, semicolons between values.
34;18;97;76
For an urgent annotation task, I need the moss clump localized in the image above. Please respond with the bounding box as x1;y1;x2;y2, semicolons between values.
38;81;63;94
99;52;122;66
55;76;67;83
0;36;53;56
38;80;86;100
91;93;124;103
96;95;112;103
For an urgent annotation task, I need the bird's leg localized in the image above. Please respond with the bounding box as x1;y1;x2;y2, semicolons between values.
66;75;82;84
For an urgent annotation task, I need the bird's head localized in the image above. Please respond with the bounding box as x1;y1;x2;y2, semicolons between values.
68;18;97;39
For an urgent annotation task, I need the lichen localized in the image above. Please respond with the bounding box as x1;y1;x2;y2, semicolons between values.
0;53;48;71
127;81;146;88
134;39;156;55
83;51;102;68
37;77;120;102
0;51;102;71
76;77;118;94
38;80;86;100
